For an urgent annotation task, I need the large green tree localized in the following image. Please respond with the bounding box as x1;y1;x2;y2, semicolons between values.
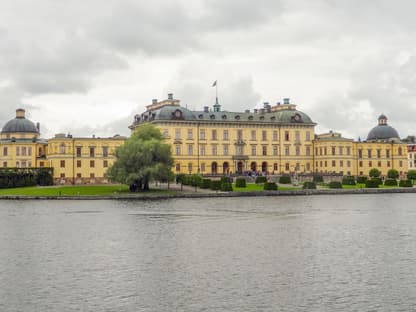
108;123;173;191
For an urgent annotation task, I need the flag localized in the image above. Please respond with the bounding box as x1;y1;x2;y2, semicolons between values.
212;80;217;87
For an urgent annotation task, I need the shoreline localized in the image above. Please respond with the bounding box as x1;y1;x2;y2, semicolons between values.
0;187;415;200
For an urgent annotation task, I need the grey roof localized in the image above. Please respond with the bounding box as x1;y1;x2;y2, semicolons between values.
132;105;314;126
367;125;400;141
1;116;39;134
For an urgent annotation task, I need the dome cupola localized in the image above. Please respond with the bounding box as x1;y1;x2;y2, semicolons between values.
366;114;400;142
1;109;40;134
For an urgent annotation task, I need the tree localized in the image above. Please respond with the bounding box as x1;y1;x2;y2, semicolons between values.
407;170;416;181
387;169;399;179
369;168;381;178
108;123;173;191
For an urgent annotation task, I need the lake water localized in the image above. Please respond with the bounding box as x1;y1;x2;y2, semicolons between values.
1;194;416;311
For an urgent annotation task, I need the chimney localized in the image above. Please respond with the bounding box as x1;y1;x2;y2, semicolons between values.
203;106;209;113
152;99;158;105
16;108;25;118
245;109;250;113
168;93;173;100
259;108;265;114
254;109;258;114
263;102;269;108
36;122;40;132
283;98;290;105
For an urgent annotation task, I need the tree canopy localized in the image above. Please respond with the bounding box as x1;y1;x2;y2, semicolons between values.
108;123;173;191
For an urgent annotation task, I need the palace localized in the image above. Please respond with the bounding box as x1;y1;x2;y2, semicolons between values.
0;94;410;184
130;94;408;177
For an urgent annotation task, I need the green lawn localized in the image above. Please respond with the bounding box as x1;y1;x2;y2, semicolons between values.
233;183;300;192
0;184;175;196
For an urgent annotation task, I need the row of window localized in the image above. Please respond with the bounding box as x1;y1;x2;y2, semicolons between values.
3;161;33;168
175;144;312;156
316;160;404;168
2;146;33;157
59;160;108;168
60;173;102;179
316;146;404;158
167;129;312;142
57;145;110;157
175;162;312;173
357;148;402;158
316;146;352;156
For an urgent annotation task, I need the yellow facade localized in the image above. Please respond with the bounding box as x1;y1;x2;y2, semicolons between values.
131;95;409;178
47;134;125;184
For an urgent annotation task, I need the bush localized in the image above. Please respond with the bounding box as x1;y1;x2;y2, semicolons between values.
255;176;267;184
220;176;233;192
0;168;53;188
369;168;381;178
407;170;416;181
387;169;399;179
365;179;380;188
303;181;316;189
279;175;291;184
200;178;211;189
328;181;342;189
175;174;186;184
313;175;324;183
356;176;368;184
399;179;413;187
235;178;246;188
190;174;202;187
210;180;222;191
342;176;356;185
384;178;398;186
263;182;278;190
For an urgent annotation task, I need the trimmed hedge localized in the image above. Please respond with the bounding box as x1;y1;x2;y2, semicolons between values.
369;168;381;178
200;178;211;189
407;170;416;181
255;176;267;184
235;178;246;188
279;175;292;184
328;181;342;189
384;178;398;186
387;169;399;179
220;176;233;192
365;179;380;188
313;175;324;183
263;182;278;190
303;181;316;189
342;176;356;185
0;168;53;188
210;180;221;191
357;176;368;184
399;179;413;187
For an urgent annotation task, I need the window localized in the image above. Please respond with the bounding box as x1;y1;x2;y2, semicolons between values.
368;149;372;158
212;129;217;140
59;144;65;154
346;147;351;155
251;130;256;141
236;145;244;155
386;149;390;158
175;145;181;156
103;160;108;168
223;145;229;155
273;163;278;171
89;147;95;157
103;147;108;157
273;145;278;156
377;149;381;158
187;129;193;140
319;147;322;155
358;149;362;158
187;144;193;156
28;147;32;156
3;147;7;156
16;147;20;156
347;160;351;167
201;163;205;172
212;145;217;156
324;160;327;167
22;147;27;156
306;131;311;141
188;163;192;173
273;131;278;141
324;147;327;155
90;160;95;168
378;161;381;167
200;145;206;156
262;130;267;141
387;161;391;167
369;161;372;167
285;146;290;156
285;131;289;141
262;146;267;156
306;146;311;156
77;160;81;168
60;160;65;168
400;160;403;166
251;145;256;156
295;146;300;156
16;161;20;168
332;147;336;155
77;173;82;178
398;147;402;156
175;129;181;140
285;163;290;171
60;173;65;178
90;173;95;178
200;129;206;140
223;130;229;140
3;162;7;167
338;146;343;155
237;129;243;141
162;129;169;138
295;131;300;142
332;160;336;167
176;163;181;172
306;163;310;171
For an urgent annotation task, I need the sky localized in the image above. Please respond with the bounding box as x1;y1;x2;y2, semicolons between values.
1;0;416;140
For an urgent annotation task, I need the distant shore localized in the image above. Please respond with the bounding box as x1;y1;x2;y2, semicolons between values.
0;186;415;200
